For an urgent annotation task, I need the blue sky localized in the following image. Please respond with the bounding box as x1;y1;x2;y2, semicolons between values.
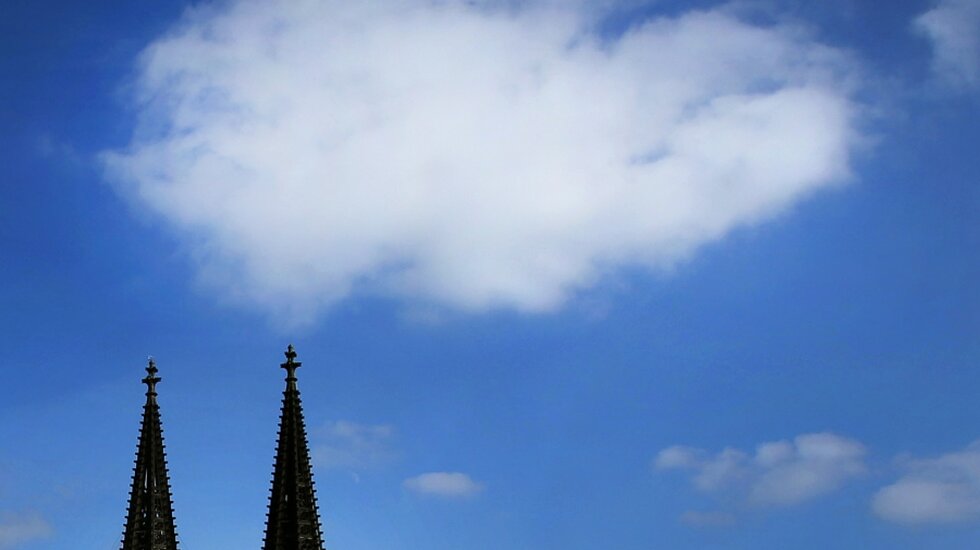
0;0;978;548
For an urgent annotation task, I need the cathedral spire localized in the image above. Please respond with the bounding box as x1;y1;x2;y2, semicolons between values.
121;358;180;550
263;345;325;550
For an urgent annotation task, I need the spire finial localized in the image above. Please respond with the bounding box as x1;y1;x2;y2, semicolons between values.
281;344;301;386
143;357;161;397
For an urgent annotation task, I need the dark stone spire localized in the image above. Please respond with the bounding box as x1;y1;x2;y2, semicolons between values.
263;345;325;550
121;359;180;550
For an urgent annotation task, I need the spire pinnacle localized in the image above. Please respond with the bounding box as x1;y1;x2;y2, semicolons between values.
121;358;180;550
281;344;301;390
264;345;325;550
142;358;161;399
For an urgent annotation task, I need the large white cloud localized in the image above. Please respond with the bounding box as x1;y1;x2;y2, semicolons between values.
655;432;867;507
915;0;980;89
103;0;861;321
873;440;980;524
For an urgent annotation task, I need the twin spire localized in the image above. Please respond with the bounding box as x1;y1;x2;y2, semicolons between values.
120;347;325;550
120;359;179;550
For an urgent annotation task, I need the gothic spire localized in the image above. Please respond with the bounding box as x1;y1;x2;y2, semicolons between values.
121;358;180;550
263;345;326;550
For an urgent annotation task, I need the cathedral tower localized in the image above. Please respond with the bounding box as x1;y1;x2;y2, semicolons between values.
120;359;180;550
262;345;326;550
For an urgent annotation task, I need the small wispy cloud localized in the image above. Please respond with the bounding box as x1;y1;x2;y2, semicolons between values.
311;420;396;470
35;134;83;166
873;440;980;524
679;510;737;527
914;0;980;89
655;432;867;507
403;472;484;499
0;513;52;549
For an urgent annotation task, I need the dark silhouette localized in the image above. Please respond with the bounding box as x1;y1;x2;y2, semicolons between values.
120;359;180;550
263;345;326;550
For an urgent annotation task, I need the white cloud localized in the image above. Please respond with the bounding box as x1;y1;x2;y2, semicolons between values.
103;0;862;322
0;513;51;549
915;0;980;89
655;445;705;470
403;472;484;498
656;432;867;506
312;420;395;469
873;440;980;524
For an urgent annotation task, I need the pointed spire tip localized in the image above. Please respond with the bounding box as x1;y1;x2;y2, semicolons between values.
143;357;161;396
281;344;301;387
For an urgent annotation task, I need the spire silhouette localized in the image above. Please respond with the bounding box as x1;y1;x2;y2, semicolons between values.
263;345;325;550
121;358;180;550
